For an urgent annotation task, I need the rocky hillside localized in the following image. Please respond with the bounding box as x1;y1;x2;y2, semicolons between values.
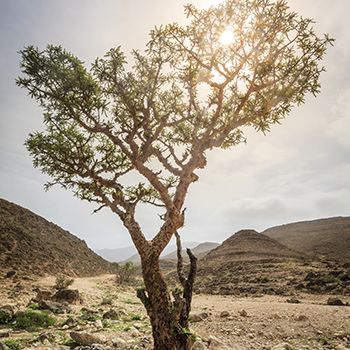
0;198;117;277
191;229;349;296
263;217;350;262
203;229;303;262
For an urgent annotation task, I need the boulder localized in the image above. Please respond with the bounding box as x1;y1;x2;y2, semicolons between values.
5;270;16;278
239;309;247;317
189;312;209;322
191;340;208;350
208;336;229;350
286;297;300;304
0;305;16;323
327;297;346;306
39;300;70;314
0;330;10;338
102;309;119;320
219;311;230;318
53;289;81;305
70;331;104;346
32;288;53;302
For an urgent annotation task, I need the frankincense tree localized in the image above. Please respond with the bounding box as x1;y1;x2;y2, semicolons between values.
17;0;332;348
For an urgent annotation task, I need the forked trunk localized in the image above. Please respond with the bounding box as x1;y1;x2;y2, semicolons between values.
137;254;189;350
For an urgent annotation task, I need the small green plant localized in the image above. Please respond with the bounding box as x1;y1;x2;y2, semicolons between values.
130;313;142;321
54;275;74;290
116;262;137;285
15;310;56;330
27;303;39;310
101;296;113;305
258;275;270;283
321;274;341;284
3;339;22;350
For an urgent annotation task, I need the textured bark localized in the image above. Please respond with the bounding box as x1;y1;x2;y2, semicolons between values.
138;253;187;350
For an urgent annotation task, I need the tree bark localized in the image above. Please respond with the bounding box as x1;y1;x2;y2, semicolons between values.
136;236;197;350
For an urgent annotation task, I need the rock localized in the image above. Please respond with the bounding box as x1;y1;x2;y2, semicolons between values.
62;316;76;328
102;309;119;320
111;337;127;347
239;309;247;317
39;300;69;314
327;297;345;306
94;319;103;329
5;270;16;278
208;335;229;349
220;311;230;318
0;330;10;338
0;305;16;323
35;332;56;343
294;314;308;322
32;288;53;302
53;289;81;304
189;312;209;322
271;343;293;350
70;331;105;346
191;340;208;350
286;297;300;304
130;328;140;337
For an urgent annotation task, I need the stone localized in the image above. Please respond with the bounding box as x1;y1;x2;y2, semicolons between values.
191;340;208;350
5;271;16;278
70;331;104;346
53;289;81;304
0;305;16;323
220;311;230;318
32;288;52;302
208;335;229;349
294;314;308;322
239;309;247;317
111;337;127;347
39;300;69;314
286;297;300;304
130;328;140;338
189;312;209;322
327;297;345;306
94;320;103;329
102;309;119;320
271;343;293;350
0;330;10;338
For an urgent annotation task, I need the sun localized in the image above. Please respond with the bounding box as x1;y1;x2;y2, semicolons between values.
219;27;235;45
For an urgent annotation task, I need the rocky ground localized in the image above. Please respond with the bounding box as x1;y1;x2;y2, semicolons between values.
0;273;349;350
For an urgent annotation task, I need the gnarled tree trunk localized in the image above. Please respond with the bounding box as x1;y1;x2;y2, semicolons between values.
137;236;197;350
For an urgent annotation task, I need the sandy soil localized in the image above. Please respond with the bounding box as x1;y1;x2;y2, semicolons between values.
1;274;349;350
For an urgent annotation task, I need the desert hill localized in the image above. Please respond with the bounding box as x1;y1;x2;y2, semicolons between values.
192;229;349;296
203;229;303;262
263;216;350;262
0;198;117;277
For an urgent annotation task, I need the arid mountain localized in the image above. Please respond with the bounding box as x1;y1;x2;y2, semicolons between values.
122;241;200;264
263;217;350;262
203;229;303;262
162;242;220;261
0;198;117;277
96;246;137;262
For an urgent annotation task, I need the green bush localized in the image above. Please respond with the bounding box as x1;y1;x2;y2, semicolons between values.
54;275;74;290
15;310;56;330
116;262;137;285
130;313;142;321
3;338;22;350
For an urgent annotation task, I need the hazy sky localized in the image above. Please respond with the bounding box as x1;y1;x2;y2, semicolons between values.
1;0;349;250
